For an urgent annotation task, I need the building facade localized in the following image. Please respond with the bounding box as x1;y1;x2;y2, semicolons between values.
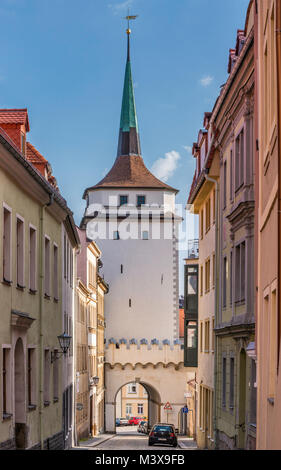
0;109;78;449
211;2;256;449
256;0;281;450
75;229;107;442
187;114;218;449
115;383;148;419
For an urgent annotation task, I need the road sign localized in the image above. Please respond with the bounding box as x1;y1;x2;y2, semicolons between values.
164;402;172;410
182;406;189;414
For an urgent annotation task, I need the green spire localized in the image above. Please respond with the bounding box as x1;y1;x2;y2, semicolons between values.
119;36;138;133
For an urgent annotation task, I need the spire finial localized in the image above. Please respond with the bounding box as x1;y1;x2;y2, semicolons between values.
124;13;138;60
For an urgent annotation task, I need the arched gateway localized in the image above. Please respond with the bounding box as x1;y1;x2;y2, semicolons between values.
80;24;195;434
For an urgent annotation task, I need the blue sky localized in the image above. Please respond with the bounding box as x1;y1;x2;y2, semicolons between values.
0;0;249;292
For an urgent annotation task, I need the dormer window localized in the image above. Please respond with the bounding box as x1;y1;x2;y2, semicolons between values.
137;195;146;207
119;195;128;206
21;132;26;156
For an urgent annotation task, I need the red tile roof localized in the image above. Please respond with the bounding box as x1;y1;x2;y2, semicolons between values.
26;142;47;164
0;109;30;131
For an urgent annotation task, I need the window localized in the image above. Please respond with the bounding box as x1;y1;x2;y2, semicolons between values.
213;190;216;224
129;298;132;307
222;357;227;407
53;245;58;299
3;206;12;282
44;237;50;297
142;231;149;240
212;253;215;289
137;195;146;207
200;322;203;353
88;261;96;287
250;359;257;424
230;251;233;305
223;256;227;308
205;259;210;293
200;266;203;296
2;347;11;416
229;357;235;409
186;321;197;348
223;161;227;209
113;231;120;240
63;234;67;279
212;317;215;352
53;350;59;401
121;264;123;274
205;198;211;233
16;217;24;287
137;403;144;414
70;245;73;288
235;241;246;303
230;149;233;200
269;289;277;398
204;320;210;353
27;348;36;407
21;132;26;156
44;350;50;405
128;383;137;394
29;227;36;292
126;404;132;415
200;210;204;239
119;195;128;206
235;129;244;190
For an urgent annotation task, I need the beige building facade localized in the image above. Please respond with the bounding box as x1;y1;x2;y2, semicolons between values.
116;382;148;419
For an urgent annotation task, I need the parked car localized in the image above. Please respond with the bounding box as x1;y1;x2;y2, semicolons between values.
129;416;143;425
116;418;121;427
119;417;129;426
148;424;178;447
137;420;148;433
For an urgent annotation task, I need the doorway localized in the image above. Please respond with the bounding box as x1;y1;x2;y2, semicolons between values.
14;338;26;449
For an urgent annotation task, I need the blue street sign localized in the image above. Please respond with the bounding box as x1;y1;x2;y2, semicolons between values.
183;407;189;414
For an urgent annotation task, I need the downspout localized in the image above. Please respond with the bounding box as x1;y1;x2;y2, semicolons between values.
39;193;54;449
204;169;219;449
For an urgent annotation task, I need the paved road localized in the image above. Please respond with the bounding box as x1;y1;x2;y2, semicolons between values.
92;427;196;450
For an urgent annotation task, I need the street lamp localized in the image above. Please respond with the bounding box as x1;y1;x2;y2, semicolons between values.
51;332;72;362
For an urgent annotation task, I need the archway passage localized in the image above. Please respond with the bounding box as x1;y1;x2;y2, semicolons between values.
113;381;161;434
14;338;26;449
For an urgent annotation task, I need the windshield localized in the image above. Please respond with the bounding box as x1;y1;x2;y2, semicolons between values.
153;426;173;432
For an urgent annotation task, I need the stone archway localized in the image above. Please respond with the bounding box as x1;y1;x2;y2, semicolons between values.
14;337;26;449
114;380;161;432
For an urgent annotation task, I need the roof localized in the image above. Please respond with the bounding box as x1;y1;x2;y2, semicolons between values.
83;31;178;196
0;108;30;131
83;154;178;195
26;142;48;164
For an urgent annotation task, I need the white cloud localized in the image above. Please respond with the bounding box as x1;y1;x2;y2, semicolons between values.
108;0;134;15
200;75;214;87
151;151;181;182
183;145;192;154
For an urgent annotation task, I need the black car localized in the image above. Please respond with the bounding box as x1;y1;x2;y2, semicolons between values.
148;424;177;447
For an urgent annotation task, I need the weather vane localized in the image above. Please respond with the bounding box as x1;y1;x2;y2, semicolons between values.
124;11;138;35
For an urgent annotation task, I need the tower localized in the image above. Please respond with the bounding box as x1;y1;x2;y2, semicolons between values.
80;23;191;433
81;24;180;343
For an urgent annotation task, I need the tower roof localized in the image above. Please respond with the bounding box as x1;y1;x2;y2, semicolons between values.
84;25;178;196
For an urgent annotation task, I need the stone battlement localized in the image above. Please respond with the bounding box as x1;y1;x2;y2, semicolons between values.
105;339;184;368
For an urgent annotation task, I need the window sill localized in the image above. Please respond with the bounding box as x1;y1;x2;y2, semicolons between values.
267;397;275;406
28;404;37;411
29;288;37;295
235;299;245;307
16;284;25;291
53;397;59;403
44;294;51;300
2;413;12;421
44;401;50;407
2;279;12;286
54;297;59;303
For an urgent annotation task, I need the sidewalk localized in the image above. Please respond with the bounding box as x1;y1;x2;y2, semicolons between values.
178;437;198;450
74;433;115;450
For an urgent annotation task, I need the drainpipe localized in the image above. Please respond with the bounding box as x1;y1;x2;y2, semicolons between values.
204;169;219;449
39;193;54;450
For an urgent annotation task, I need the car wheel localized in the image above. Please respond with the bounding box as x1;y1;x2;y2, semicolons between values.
148;441;153;446
173;443;177;447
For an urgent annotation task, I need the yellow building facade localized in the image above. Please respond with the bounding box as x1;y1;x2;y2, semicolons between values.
0;122;78;449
